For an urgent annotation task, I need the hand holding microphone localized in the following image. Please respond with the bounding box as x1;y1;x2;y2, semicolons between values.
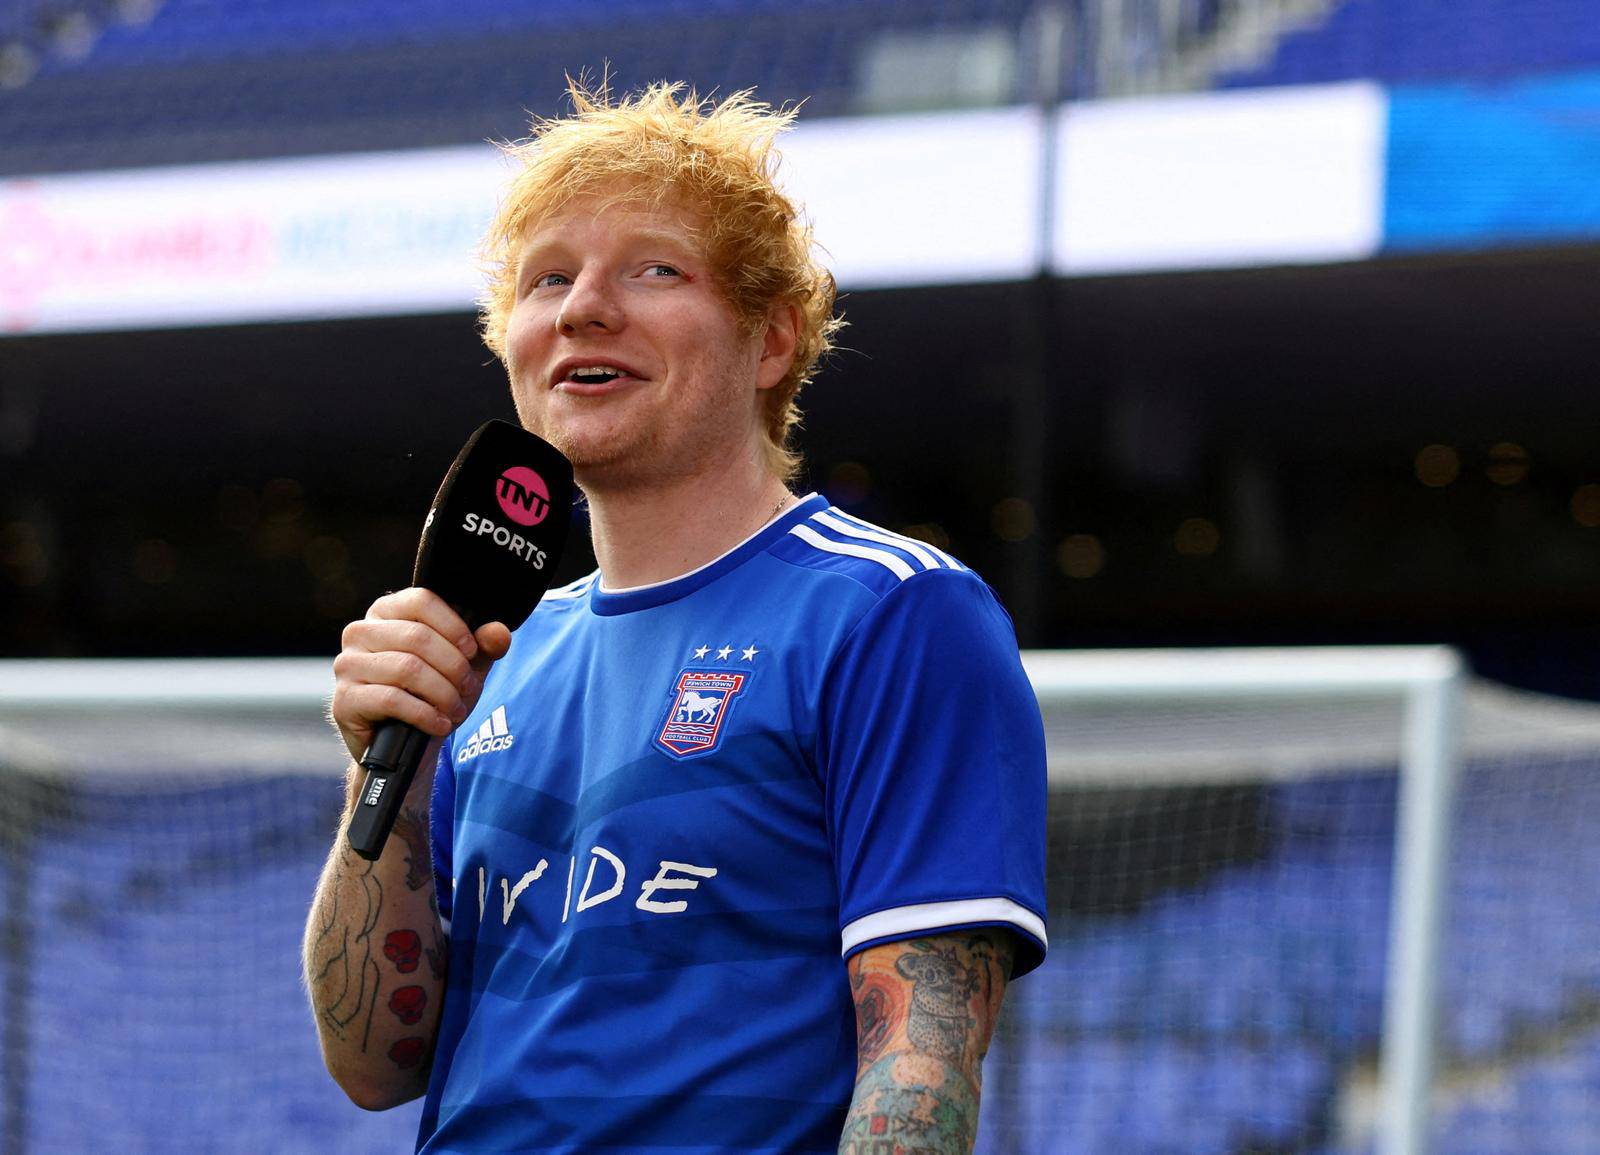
329;420;574;860
330;587;509;771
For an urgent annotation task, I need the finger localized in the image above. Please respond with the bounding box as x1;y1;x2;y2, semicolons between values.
332;681;455;746
331;654;458;736
367;587;477;659
353;650;468;723
448;623;510;711
342;618;475;694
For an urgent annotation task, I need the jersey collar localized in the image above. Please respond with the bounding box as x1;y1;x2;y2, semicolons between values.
588;493;828;616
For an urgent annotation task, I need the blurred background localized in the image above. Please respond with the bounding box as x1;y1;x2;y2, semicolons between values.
1;1;1599;1152
5;0;1600;694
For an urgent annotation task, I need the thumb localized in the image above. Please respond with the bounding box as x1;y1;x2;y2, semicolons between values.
473;621;513;667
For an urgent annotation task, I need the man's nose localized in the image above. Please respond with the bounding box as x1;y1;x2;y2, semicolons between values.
556;270;623;335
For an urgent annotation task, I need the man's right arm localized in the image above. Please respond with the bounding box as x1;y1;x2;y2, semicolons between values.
301;589;509;1110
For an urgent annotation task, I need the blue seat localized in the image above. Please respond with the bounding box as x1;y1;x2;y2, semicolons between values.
11;750;1600;1153
1220;0;1600;89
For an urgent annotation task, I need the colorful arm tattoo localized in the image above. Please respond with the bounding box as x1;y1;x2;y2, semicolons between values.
838;930;1013;1155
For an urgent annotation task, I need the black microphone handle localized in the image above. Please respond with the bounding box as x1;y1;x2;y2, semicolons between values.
347;720;437;861
346;599;479;861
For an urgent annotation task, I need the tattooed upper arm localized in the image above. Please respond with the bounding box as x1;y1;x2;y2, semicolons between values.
839;930;1014;1155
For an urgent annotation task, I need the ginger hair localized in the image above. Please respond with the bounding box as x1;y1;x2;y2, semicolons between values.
479;78;842;482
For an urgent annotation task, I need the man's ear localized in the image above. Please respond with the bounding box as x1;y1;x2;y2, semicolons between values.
755;303;800;392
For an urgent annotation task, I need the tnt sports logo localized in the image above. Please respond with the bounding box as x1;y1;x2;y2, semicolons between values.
496;466;550;526
656;671;747;758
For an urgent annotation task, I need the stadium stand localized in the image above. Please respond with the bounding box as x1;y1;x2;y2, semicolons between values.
982;759;1600;1152
1221;0;1600;88
5;752;1593;1152
1430;1029;1600;1155
60;0;864;68
0;0;1037;174
13;0;1600;177
20;773;425;1151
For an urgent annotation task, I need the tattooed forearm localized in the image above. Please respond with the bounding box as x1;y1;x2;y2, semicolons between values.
839;931;1014;1155
309;851;385;1050
304;775;448;1107
839;1052;980;1155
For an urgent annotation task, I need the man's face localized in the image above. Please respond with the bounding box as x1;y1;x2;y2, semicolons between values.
503;191;779;489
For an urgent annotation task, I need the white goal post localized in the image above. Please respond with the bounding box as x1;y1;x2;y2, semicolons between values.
1022;646;1463;1155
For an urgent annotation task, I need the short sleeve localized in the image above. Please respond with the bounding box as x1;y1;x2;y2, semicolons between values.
818;569;1048;977
429;743;456;933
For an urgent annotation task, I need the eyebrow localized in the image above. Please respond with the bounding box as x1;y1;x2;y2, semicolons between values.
620;227;701;253
517;227;703;267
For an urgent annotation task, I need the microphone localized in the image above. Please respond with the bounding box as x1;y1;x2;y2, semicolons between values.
347;419;574;860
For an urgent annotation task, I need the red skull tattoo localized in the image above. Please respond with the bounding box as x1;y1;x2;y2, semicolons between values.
383;929;422;973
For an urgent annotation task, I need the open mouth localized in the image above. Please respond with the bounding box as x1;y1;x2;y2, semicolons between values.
568;366;625;385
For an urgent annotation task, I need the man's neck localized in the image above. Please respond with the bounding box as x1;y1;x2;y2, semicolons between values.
583;463;794;590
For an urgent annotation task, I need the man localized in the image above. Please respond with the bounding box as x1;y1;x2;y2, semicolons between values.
304;80;1048;1154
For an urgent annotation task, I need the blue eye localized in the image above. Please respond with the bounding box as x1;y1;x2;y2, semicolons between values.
644;264;680;278
533;272;570;289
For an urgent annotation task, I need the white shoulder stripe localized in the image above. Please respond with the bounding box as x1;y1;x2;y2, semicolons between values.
813;510;940;571
840;898;1048;957
788;522;915;581
542;571;599;601
832;508;964;571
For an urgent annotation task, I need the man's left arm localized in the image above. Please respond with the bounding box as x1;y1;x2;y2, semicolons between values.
838;930;1014;1155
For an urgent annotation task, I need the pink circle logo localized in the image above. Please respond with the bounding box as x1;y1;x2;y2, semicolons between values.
495;466;550;526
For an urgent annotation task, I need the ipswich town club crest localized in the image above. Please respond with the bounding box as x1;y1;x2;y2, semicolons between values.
656;670;748;758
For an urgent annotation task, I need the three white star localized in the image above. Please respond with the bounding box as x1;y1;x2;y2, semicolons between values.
695;644;761;662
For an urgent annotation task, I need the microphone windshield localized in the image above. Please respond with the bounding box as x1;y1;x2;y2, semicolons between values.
411;420;575;630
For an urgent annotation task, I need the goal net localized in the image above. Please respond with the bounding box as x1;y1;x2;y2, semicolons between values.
984;648;1600;1155
0;660;420;1154
1;650;1597;1154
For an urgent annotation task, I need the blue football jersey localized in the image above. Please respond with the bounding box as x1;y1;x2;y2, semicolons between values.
418;494;1048;1153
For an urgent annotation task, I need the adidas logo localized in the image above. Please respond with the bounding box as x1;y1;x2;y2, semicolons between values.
458;705;514;762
